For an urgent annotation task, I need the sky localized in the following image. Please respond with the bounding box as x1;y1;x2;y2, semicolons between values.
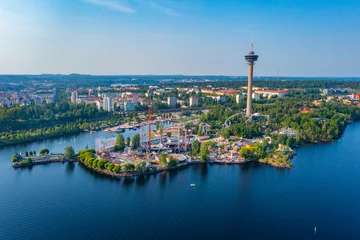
0;0;359;77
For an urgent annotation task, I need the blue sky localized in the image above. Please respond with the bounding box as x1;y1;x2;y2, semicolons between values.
0;0;359;76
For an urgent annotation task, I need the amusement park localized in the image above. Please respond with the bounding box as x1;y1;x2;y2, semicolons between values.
94;102;196;168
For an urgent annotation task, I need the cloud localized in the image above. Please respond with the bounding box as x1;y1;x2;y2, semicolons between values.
83;0;136;13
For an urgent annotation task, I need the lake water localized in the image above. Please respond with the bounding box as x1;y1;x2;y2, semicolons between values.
1;123;360;239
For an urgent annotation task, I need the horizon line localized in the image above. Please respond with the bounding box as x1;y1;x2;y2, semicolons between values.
0;74;358;78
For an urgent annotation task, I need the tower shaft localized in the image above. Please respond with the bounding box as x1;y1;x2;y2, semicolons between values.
246;63;254;116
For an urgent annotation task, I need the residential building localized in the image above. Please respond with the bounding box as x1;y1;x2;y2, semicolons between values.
323;89;334;95
254;90;287;99
189;96;198;107
168;97;177;108
71;91;78;103
124;101;137;112
236;94;244;103
252;93;261;100
216;95;226;103
103;96;114;112
34;97;42;105
96;99;103;110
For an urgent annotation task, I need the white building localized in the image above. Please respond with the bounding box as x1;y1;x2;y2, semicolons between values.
103;96;114;112
124;101;137;112
96;99;103;110
71;91;78;103
252;93;261;100
34;97;42;105
167;97;177;108
189;96;198;107
236;94;244;103
216;95;226;103
254;90;287;99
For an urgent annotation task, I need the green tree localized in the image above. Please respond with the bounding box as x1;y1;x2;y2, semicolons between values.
64;146;75;159
121;162;135;173
240;148;252;159
126;136;131;146
106;163;114;171
191;140;201;156
158;152;168;166
159;125;163;135
168;156;178;168
25;151;29;157
112;165;121;173
39;148;49;155
132;133;141;149
166;132;172;138
12;155;18;163
97;159;107;170
221;129;231;139
26;158;33;165
199;141;214;162
115;134;125;152
135;160;147;173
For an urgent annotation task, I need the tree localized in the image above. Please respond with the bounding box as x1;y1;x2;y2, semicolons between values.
126;136;131;146
166;132;172;138
159;125;163;136
26;158;33;165
64;146;75;159
132;133;141;149
25;151;29;157
112;165;121;173
240;148;252;159
121;162;134;173
199;141;214;162
135;160;147;173
34;150;36;155
115;134;125;152
29;151;33;156
106;163;114;171
221;129;230;139
158;152;168;166
39;148;49;155
12;155;18;163
191;140;201;156
97;159;107;170
168;156;178;168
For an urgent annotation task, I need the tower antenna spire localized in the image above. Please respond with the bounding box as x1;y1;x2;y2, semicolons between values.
251;42;254;51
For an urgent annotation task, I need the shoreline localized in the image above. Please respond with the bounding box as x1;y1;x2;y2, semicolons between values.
0;131;82;148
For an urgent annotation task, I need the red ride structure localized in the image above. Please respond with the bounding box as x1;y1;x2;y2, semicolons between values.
159;124;191;152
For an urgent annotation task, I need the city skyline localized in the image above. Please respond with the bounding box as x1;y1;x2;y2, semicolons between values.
0;0;359;77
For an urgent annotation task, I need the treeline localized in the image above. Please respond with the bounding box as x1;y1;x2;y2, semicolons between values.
160;80;360;91
78;149;152;174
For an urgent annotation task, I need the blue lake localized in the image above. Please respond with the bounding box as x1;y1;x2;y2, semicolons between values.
1;123;360;239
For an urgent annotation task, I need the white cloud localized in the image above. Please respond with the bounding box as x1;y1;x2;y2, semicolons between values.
83;0;136;13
